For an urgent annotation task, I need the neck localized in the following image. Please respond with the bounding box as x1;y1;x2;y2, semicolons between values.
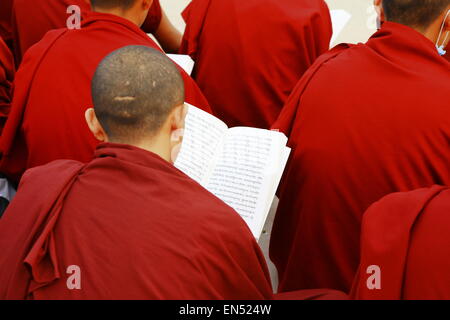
134;135;172;163
92;7;141;27
419;11;449;46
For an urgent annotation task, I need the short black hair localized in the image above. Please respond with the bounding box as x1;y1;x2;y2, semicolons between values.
90;0;137;10
91;45;185;144
383;0;450;30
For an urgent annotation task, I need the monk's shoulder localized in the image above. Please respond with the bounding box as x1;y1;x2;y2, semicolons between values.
314;43;364;74
363;185;450;222
19;159;83;190
19;28;68;64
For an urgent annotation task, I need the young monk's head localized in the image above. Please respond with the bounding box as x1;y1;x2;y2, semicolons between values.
85;45;187;163
374;0;450;49
89;0;153;27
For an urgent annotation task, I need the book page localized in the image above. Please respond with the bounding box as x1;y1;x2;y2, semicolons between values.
175;105;228;187
167;54;195;75
205;127;288;238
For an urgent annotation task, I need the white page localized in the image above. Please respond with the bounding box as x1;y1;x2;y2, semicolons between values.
167;54;195;75
175;105;228;186
262;146;291;221
205;127;288;238
330;9;352;47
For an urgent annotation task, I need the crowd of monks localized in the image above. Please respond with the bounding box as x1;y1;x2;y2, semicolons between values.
0;0;449;300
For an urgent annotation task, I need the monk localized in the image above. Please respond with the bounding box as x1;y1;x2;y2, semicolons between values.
351;186;450;300
11;0;182;64
270;0;450;293
0;37;14;132
180;0;332;128
0;0;210;186
0;45;273;299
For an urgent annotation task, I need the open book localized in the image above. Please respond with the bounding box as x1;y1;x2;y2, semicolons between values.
175;105;291;239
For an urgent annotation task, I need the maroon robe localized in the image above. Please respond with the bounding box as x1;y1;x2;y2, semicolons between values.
0;143;273;299
0;12;210;185
351;186;450;300
0;0;13;50
180;0;332;129
0;37;14;132
11;0;163;64
270;22;450;293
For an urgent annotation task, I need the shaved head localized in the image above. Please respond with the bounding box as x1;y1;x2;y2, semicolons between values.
382;0;450;29
91;45;185;144
90;0;137;10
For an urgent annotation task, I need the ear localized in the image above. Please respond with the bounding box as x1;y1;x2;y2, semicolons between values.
374;0;386;22
168;104;188;163
445;8;450;33
170;103;188;133
142;0;153;11
85;108;109;142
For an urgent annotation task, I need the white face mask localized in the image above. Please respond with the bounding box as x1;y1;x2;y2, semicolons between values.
436;10;450;56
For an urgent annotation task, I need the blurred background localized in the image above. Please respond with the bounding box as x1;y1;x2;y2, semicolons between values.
160;0;378;46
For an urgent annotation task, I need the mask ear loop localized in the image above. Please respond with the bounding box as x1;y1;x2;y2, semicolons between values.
436;10;450;56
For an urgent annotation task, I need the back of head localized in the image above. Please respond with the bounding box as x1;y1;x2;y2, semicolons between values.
91;45;185;144
382;0;450;30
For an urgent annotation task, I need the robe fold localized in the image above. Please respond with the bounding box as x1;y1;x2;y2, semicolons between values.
0;37;14;132
351;186;450;300
11;0;163;65
275;289;348;300
0;143;273;300
270;22;450;293
180;0;332;129
0;12;210;185
0;0;13;50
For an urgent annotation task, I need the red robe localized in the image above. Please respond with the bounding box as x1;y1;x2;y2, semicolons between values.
0;13;210;185
0;0;13;50
180;0;332;129
270;22;450;293
0;37;14;132
0;143;273;299
11;0;163;65
351;186;450;300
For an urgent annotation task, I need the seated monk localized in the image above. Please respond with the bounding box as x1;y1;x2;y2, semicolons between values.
0;45;348;300
351;185;450;300
0;37;14;132
180;0;332;129
270;0;450;293
0;45;272;300
11;0;182;64
0;0;210;186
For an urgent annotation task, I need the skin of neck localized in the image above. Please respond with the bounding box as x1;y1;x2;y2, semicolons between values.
421;6;450;46
85;105;186;164
91;0;152;28
131;125;173;163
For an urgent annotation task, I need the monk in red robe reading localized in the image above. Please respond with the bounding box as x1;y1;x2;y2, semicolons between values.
180;0;332;129
0;0;210;186
11;0;182;64
270;0;450;293
351;186;450;300
0;45;349;301
0;45;273;300
0;37;14;132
